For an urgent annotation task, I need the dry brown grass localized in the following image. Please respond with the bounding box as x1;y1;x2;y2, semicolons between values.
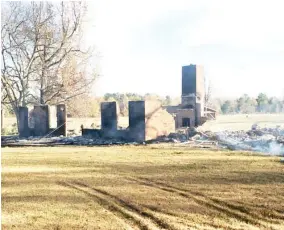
2;146;284;230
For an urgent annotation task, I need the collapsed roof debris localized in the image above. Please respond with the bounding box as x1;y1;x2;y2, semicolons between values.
2;125;284;156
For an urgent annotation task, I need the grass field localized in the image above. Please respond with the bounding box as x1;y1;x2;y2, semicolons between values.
2;146;284;229
200;114;284;132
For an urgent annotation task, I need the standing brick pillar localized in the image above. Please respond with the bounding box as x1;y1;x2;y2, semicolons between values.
129;101;145;142
19;107;30;137
56;104;67;136
101;102;117;137
34;105;49;136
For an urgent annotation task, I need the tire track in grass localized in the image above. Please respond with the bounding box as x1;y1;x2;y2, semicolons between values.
57;181;146;230
73;181;175;230
144;179;283;224
128;177;271;229
58;181;175;230
127;178;236;230
149;179;284;225
209;198;284;224
142;204;211;230
235;201;284;221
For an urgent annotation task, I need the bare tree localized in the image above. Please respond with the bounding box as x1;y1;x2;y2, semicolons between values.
30;2;95;104
1;1;96;127
1;2;39;125
53;54;96;104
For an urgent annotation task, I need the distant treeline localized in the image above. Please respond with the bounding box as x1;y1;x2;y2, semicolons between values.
2;93;181;118
3;92;283;117
216;93;284;114
65;93;182;117
68;92;284;117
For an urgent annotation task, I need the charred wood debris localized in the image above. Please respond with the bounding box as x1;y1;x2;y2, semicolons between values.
1;124;284;156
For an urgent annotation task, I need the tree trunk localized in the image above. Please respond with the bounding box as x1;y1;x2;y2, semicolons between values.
13;106;20;134
40;44;47;105
40;88;44;104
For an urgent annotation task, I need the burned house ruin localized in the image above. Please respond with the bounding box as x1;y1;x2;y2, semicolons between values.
82;100;175;142
165;64;217;128
15;64;216;142
82;64;216;142
18;104;67;138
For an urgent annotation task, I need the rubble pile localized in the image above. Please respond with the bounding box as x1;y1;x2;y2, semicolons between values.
145;125;284;155
2;124;283;155
1;135;138;146
56;136;139;145
213;125;284;155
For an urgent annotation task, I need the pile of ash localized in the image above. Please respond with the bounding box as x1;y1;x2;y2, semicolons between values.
145;125;284;155
2;124;283;156
212;125;284;155
1;135;138;147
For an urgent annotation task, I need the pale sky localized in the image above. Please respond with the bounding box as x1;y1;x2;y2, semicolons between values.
83;0;284;98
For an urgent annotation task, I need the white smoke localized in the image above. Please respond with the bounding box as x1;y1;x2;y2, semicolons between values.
214;127;284;156
268;142;284;156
